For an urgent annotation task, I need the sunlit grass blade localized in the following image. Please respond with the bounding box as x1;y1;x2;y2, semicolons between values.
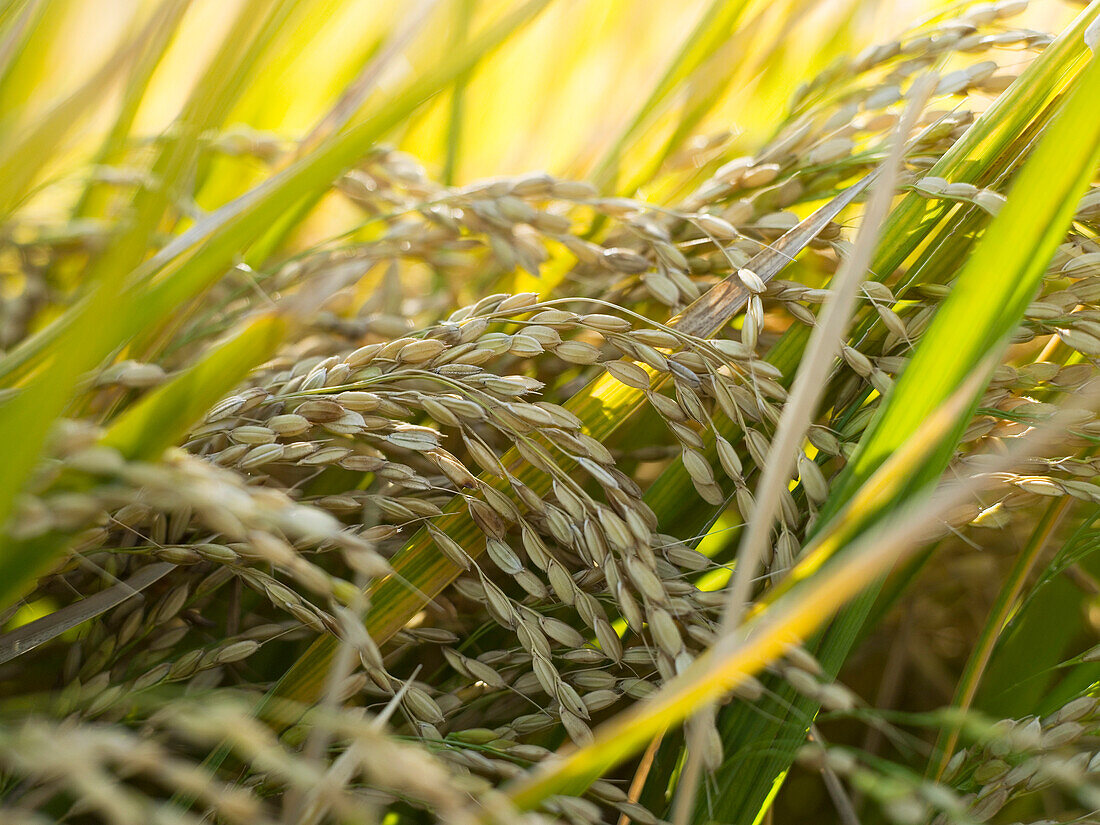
442;0;475;186
71;0;189;220
244;0;443;266
589;0;754;193
107;0;297;283
616;0;821;200
183;0;301;198
0;0;49;97
0;0;63;123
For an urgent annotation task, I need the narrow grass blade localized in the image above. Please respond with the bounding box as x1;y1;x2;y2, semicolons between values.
590;0;754;193
0;0;47;94
0;3;157;217
244;0;443;266
0;562;173;664
976;511;1100;719
616;0;820;199
929;496;1074;779
442;0;475;186
71;0;190;220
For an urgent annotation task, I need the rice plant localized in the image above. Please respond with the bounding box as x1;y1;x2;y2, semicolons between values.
2;1;1100;823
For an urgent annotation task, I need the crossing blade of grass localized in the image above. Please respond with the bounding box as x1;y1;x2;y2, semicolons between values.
0;313;287;608
267;178;869;710
504;374;1080;808
70;0;190;221
297;0;442;161
185;0;305;199
0;0;65;125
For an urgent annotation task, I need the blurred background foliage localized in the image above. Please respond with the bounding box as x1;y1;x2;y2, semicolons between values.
6;0;1074;234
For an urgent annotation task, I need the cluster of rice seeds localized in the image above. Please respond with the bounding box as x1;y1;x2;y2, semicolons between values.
796;741;970;825
1019;240;1100;357
790;0;1040;117
196;287;792;539
58;621;308;723
416;502;718;750
935;696;1100;823
176;7;1069;647
793;694;1100;825
172;295;773;765
2;421;399;729
0;691;530;825
680;0;1037;230
326;150;730;313
911;176;1007;215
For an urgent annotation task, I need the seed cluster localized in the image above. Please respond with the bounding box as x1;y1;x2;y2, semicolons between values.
799;695;1100;825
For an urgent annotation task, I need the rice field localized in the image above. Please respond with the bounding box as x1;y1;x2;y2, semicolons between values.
2;1;1100;823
